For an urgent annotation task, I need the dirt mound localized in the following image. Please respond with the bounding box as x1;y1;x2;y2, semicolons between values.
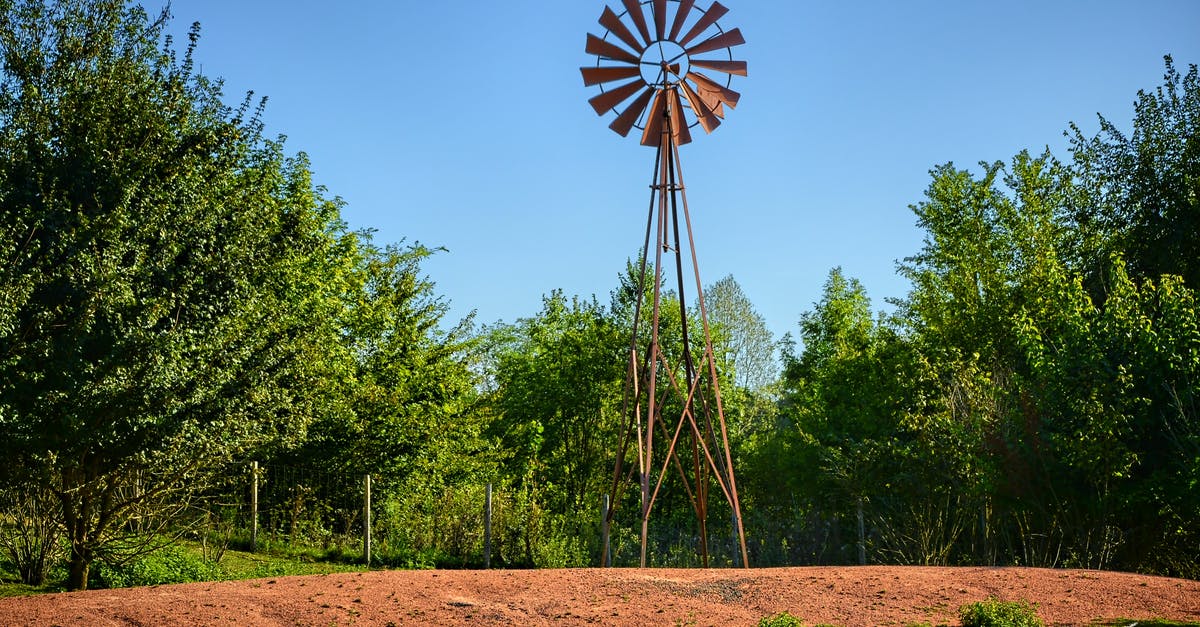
1;566;1197;626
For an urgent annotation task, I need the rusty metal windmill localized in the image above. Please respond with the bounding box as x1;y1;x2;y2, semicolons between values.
580;0;749;568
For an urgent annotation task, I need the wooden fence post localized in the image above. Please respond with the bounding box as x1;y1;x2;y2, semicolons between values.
732;509;742;568
484;483;493;569
857;497;866;566
364;474;372;566
601;494;611;567
250;461;259;553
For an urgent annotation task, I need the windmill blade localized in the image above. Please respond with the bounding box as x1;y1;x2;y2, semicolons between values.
668;87;693;145
600;6;645;54
678;1;730;47
687;78;727;118
679;80;721;133
589;78;646;115
695;87;726;118
668;0;697;40
638;88;694;147
611;87;656;137
622;0;653;46
581;65;643;87
640;89;668;146
586;33;640;65
687;70;741;109
689;58;747;76
653;0;668;40
686;28;745;56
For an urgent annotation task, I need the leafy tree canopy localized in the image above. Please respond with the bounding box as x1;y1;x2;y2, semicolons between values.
0;0;356;589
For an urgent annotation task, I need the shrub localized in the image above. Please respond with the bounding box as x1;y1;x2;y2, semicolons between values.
91;544;223;589
959;597;1044;627
758;611;805;627
0;481;64;586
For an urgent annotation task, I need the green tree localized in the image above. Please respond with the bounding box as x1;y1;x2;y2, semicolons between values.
485;290;625;565
700;275;780;556
769;269;949;565
898;128;1199;574
0;1;354;589
1066;56;1200;292
279;240;490;563
763;268;882;564
704;275;778;391
297;241;479;482
1015;258;1200;574
897;152;1076;565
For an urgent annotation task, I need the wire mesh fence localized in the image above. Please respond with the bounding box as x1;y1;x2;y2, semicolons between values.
195;462;753;569
197;463;502;567
251;463;364;549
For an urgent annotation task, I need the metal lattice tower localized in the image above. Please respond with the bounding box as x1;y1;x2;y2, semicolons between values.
580;0;749;568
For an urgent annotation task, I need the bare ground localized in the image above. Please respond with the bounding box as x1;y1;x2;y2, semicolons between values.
1;566;1197;626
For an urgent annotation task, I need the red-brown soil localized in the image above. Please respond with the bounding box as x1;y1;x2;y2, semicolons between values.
1;566;1197;626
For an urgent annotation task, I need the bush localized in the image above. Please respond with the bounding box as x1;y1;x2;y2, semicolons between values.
0;481;64;586
959;597;1044;627
758;611;805;627
91;544;223;589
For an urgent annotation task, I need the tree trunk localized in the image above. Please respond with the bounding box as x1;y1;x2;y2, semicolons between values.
64;505;94;591
66;544;91;591
64;490;93;591
60;469;95;591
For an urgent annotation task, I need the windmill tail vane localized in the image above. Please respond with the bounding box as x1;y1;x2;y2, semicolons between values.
580;0;749;569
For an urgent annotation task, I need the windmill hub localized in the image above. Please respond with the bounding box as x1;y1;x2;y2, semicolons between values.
639;41;689;87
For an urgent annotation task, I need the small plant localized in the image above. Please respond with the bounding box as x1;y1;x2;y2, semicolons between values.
959;597;1043;627
92;544;223;589
673;611;698;627
758;611;805;627
1094;621;1200;627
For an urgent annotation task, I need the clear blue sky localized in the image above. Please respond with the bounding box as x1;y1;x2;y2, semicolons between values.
166;1;1200;341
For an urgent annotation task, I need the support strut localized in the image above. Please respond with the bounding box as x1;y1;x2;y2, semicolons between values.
602;85;749;569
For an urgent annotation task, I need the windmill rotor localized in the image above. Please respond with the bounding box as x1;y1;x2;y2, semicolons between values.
581;0;747;146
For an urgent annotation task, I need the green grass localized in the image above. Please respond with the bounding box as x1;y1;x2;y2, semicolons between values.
1094;614;1200;619
215;544;364;580
748;614;1200;624
0;579;61;597
753;599;1200;627
0;539;365;597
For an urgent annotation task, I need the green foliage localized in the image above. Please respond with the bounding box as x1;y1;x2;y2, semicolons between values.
1099;614;1200;619
958;597;1043;627
0;535;365;596
750;57;1200;575
0;1;1194;586
706;274;778;391
300;240;480;482
0;475;63;585
1067;56;1200;292
91;544;221;589
484;290;626;565
0;0;359;589
757;611;806;627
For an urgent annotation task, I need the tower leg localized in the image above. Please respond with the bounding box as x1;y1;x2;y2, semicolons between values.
615;88;749;569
